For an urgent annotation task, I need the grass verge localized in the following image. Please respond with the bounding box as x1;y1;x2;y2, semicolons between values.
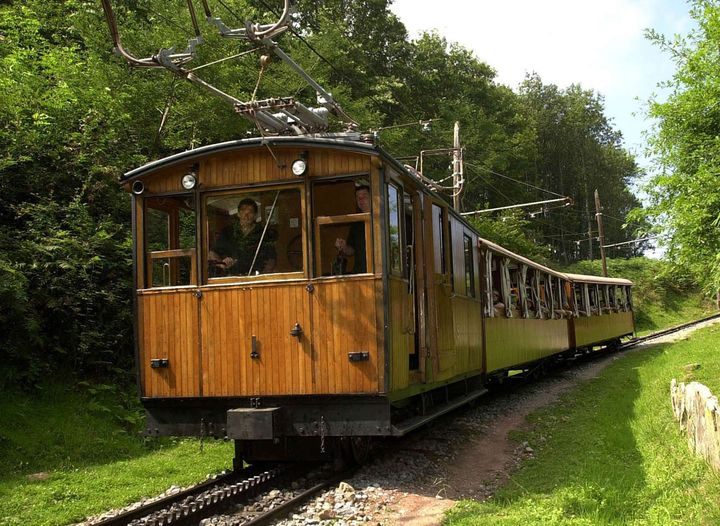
444;324;720;526
0;383;232;526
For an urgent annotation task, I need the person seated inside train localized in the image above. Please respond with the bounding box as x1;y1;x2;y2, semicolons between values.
526;296;536;318
209;198;276;276
492;289;506;317
556;300;574;318
334;182;370;274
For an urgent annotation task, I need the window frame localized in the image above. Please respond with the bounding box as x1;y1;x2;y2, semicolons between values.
142;192;198;290
202;182;307;285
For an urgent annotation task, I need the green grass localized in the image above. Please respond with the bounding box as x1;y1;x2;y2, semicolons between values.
0;383;233;526
444;324;720;526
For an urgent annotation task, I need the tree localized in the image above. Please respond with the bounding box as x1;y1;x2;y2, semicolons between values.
643;0;720;293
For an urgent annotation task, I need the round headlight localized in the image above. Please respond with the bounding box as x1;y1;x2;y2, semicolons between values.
291;159;307;176
181;173;197;190
131;181;145;195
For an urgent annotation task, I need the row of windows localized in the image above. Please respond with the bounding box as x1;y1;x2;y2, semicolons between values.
143;177;373;288
482;252;632;319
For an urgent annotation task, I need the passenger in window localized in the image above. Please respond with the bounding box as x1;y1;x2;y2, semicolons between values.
209;198;276;276
334;183;370;274
492;290;506;317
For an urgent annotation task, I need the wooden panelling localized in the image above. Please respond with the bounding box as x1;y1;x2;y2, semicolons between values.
485;318;570;373
310;277;381;394
138;290;200;398
138;148;372;194
388;276;414;391
439;296;483;382
198;278;382;396
142;164;189;194
573;311;634;348
200;283;312;397
201;149;371;189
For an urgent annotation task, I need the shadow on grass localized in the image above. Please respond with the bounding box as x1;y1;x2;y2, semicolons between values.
0;383;173;481
465;344;668;524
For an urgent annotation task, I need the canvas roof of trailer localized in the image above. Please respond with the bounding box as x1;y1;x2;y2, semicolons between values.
478;238;569;281
565;273;633;286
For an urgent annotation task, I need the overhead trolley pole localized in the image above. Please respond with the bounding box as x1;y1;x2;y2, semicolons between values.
594;189;608;277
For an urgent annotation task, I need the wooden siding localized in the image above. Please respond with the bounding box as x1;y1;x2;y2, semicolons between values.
138;290;200;398
310;277;382;394
140;148;371;193
200;283;312;397
388;276;414;391
485;318;570;373
573;311;634;348
186;279;383;397
441;296;483;381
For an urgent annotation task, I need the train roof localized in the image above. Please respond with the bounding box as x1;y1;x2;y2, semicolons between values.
564;273;633;286
478;239;633;286
478;238;568;280
121;135;378;182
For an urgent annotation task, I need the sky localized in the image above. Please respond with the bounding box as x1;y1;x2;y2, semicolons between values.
390;0;694;165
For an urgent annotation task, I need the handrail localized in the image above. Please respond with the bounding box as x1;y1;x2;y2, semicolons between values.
147;248;197;286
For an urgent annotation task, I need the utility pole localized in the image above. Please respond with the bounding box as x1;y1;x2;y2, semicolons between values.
586;197;593;261
594;189;608;277
452;121;463;212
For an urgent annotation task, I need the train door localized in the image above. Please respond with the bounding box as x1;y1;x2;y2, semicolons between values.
136;193;201;398
403;187;425;381
386;180;426;388
430;202;454;378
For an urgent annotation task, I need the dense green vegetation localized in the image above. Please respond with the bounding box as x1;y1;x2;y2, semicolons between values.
444;324;720;526
0;0;650;388
641;0;720;296
0;383;232;526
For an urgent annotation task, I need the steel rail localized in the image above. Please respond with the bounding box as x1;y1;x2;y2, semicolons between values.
241;467;357;526
620;312;720;350
89;465;279;526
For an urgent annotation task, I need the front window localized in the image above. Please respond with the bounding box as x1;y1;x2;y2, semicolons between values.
145;195;196;288
206;188;303;279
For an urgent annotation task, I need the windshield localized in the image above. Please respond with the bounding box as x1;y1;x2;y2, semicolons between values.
206;188;303;279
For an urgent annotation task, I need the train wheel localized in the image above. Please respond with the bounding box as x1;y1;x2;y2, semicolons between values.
340;436;373;465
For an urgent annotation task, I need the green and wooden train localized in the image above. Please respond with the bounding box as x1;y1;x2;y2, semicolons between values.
122;135;634;464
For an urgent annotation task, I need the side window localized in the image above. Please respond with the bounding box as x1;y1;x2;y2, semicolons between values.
313;178;372;276
145;196;196;288
387;184;402;275
432;204;445;274
206;189;302;279
463;234;475;298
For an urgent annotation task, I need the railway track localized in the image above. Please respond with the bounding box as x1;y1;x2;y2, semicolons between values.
88;462;351;526
620;312;720;350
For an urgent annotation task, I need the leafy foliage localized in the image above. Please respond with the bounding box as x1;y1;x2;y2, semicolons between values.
643;0;720;293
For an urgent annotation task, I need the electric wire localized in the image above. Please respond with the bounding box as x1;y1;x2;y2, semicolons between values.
465;162;566;198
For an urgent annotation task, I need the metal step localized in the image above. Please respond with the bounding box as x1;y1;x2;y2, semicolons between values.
391;388;488;436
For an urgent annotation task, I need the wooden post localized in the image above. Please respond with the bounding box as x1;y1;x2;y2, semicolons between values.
594;189;608;277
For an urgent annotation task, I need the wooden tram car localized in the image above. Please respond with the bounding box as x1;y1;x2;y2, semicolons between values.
122;136;634;464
